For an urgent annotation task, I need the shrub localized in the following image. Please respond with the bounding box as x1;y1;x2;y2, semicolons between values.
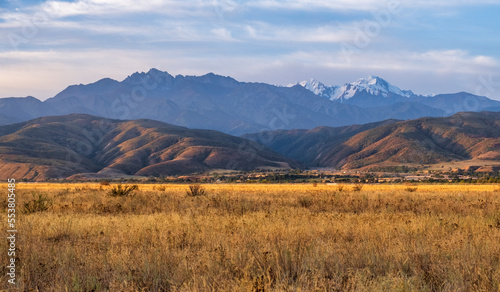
352;184;364;192
108;184;139;197
337;184;345;192
100;180;110;186
23;193;52;214
187;184;207;197
156;186;166;192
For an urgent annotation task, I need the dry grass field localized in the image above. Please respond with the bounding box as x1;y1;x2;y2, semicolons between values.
1;183;500;291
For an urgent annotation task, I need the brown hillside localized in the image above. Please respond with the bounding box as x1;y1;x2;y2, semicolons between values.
245;111;500;170
319;111;500;169
0;114;298;180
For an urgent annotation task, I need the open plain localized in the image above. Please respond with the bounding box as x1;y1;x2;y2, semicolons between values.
1;183;500;291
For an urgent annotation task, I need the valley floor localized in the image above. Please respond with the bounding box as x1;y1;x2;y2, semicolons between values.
1;183;500;291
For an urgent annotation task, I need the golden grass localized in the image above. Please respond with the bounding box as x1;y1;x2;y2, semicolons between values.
1;183;500;291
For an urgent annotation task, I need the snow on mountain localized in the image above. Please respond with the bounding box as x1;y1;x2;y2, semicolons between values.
288;78;339;97
292;76;417;101
343;76;415;98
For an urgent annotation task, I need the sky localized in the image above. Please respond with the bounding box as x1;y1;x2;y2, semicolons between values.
0;0;499;100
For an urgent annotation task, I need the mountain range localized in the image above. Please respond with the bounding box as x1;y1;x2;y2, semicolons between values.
1;69;499;180
289;75;418;103
1;69;499;135
0;112;499;180
0;114;298;181
289;75;500;111
245;111;500;171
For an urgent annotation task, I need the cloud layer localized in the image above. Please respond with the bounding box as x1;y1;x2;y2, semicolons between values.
0;0;499;100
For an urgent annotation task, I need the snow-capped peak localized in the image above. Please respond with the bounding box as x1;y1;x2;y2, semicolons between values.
345;75;415;98
293;75;416;101
288;78;339;98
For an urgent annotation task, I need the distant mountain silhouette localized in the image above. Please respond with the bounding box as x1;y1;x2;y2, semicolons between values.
1;69;499;135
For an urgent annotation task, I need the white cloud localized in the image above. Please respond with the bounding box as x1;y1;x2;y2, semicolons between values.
0;0;236;46
0;0;498;101
277;49;498;76
409;50;498;73
0;47;498;100
265;49;500;97
238;22;357;43
210;27;235;40
0;49;161;98
0;0;216;29
247;0;500;11
247;0;389;11
40;0;211;18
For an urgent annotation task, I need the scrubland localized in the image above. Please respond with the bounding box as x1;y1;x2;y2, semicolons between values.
1;183;500;291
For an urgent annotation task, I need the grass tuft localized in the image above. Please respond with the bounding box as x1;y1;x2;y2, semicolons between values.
352;183;364;192
186;184;207;197
108;184;138;197
23;193;52;214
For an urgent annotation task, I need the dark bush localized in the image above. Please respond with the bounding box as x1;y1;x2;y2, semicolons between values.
24;193;52;214
186;184;207;197
108;184;139;197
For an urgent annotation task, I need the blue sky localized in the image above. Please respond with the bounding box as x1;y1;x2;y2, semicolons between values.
0;0;499;100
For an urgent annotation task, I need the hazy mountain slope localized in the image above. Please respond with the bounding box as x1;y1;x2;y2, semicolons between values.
413;92;500;114
0;114;298;181
320;111;500;169
369;102;446;120
38;69;374;135
243;120;400;165
246;111;500;169
0;96;59;124
2;69;498;135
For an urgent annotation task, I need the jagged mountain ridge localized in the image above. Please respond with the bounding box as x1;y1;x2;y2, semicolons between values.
0;69;375;135
290;76;500;111
0;69;499;134
289;76;417;102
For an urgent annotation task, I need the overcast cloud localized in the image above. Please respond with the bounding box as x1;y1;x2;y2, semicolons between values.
0;0;499;100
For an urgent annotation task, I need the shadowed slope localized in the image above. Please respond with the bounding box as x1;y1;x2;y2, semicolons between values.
246;112;500;170
0;114;298;180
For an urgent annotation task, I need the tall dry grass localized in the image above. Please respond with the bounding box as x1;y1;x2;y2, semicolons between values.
0;183;499;291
